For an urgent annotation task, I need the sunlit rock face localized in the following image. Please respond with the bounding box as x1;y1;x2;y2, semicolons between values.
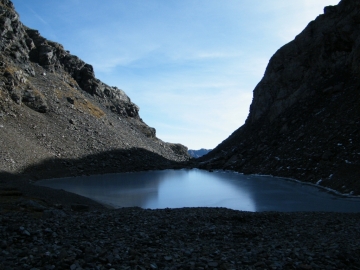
200;0;360;194
0;0;190;178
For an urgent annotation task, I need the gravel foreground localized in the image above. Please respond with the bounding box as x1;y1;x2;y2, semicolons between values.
1;178;360;270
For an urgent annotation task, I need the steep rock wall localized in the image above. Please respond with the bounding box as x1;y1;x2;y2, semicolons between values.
200;0;360;194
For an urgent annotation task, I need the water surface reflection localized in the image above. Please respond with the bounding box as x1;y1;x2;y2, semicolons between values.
36;169;360;212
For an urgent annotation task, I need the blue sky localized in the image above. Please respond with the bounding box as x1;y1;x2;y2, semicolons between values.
12;0;339;150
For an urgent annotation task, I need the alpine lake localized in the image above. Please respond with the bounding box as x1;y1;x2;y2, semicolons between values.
36;169;360;212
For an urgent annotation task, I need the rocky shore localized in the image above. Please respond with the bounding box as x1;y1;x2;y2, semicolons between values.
1;177;360;270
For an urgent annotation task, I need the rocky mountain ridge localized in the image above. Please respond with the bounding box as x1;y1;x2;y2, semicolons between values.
199;0;360;194
0;0;189;179
188;148;212;158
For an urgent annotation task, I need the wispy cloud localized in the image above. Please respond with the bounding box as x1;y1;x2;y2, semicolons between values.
94;44;269;149
12;1;62;42
124;74;253;148
27;8;48;25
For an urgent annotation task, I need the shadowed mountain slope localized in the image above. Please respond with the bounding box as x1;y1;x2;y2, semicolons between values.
199;0;360;194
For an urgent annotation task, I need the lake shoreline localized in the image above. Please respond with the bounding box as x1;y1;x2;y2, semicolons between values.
35;169;360;212
238;171;360;199
1;174;360;268
2;167;360;212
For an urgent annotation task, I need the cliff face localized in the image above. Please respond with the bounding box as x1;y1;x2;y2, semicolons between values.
200;0;360;194
0;0;189;179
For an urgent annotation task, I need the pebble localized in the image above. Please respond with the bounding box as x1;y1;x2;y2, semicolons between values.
1;207;360;269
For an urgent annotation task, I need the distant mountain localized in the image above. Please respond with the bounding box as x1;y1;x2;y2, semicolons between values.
0;0;189;179
188;149;212;158
199;0;360;195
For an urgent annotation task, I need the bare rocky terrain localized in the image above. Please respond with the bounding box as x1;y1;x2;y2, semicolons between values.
0;0;190;181
1;1;360;269
1;180;360;270
199;0;360;195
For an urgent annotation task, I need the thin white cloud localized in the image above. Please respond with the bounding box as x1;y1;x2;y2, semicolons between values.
27;7;48;25
12;1;62;42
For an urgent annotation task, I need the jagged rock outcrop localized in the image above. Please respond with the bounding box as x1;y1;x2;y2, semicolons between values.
199;0;360;194
0;0;189;178
26;29;144;121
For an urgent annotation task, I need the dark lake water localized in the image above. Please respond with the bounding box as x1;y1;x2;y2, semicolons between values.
35;169;360;212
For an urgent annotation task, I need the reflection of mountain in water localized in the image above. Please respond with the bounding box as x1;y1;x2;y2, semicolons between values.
36;170;256;211
167;170;256;211
37;171;169;208
36;170;360;212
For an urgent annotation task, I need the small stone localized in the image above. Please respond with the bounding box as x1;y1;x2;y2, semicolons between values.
298;264;312;270
71;204;89;212
54;204;63;209
22;230;31;236
67;97;75;104
208;261;218;267
44;228;53;233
